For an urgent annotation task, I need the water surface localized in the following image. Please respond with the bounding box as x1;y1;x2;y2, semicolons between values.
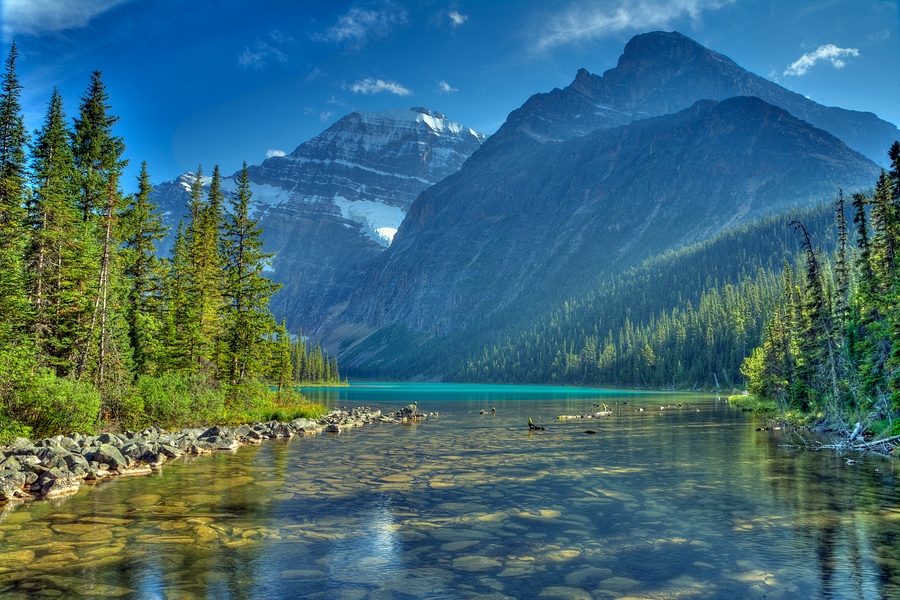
1;382;899;599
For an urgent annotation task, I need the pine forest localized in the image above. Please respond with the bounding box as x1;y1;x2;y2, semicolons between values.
0;45;340;442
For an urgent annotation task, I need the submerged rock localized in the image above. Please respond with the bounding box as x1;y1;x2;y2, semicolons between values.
0;404;427;509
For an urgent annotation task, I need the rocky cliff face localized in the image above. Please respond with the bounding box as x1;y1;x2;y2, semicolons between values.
150;107;485;333
337;97;880;343
495;31;897;167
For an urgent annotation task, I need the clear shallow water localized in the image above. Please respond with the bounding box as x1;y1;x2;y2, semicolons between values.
2;382;900;599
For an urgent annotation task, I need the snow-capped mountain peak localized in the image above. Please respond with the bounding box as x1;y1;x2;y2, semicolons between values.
151;106;486;334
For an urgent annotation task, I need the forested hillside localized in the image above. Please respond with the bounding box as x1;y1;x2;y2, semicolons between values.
343;203;840;387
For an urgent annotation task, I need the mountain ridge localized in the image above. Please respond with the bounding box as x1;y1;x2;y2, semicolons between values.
334;95;880;347
495;31;897;167
150;107;486;333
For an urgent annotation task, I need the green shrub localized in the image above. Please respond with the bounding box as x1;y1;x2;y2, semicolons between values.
135;373;226;429
14;372;101;439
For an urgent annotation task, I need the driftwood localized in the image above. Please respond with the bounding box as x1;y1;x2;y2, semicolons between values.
780;432;900;455
557;412;611;420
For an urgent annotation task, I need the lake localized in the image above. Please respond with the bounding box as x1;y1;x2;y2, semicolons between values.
1;382;899;599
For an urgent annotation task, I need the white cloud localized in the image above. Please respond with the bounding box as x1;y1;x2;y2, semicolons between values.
2;0;131;40
866;30;890;45
437;80;458;93
783;44;859;76
238;40;287;68
535;0;734;50
448;10;468;26
269;30;294;44
320;110;334;121
350;78;411;96
266;149;287;158
313;1;407;47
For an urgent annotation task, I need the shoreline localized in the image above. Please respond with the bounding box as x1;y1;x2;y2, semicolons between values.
0;403;430;510
726;394;900;458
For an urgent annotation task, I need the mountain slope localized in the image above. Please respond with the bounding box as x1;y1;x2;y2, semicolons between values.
501;31;898;166
336;96;879;348
150;107;485;332
340;203;839;383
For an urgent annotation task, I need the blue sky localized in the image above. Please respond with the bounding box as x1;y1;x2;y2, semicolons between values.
2;0;899;190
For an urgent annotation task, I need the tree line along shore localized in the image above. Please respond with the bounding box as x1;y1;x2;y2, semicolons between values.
0;44;343;444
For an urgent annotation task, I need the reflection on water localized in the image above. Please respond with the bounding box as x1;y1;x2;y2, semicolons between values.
1;382;899;599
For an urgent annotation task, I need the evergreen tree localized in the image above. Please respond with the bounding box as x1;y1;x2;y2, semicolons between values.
834;190;850;327
220;162;281;397
160;220;198;372
0;41;31;344
269;319;292;391
70;72;129;394
71;71;125;222
121;162;168;375
196;165;225;369
27;89;85;375
869;170;897;293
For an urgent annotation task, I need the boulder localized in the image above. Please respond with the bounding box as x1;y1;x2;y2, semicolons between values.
96;432;121;445
41;474;79;498
62;453;90;471
92;444;132;470
0;472;27;501
158;445;183;459
271;424;293;438
0;456;21;471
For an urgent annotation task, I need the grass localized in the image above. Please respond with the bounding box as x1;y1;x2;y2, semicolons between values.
727;393;823;426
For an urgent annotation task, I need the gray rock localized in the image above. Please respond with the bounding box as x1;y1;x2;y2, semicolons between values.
58;437;81;452
158;445;182;459
17;454;41;469
0;456;21;471
0;471;27;501
120;443;152;460
6;444;39;457
92;444;132;470
271;424;293;438
62;453;90;471
42;454;70;471
289;418;319;431
200;426;230;439
41;474;79;498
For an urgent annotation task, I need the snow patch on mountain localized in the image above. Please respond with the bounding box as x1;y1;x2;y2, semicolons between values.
332;196;405;247
357;107;485;141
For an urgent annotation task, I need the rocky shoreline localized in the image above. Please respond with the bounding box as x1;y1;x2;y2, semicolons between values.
0;403;432;507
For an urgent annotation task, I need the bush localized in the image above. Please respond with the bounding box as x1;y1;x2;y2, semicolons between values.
134;372;226;429
236;385;328;423
13;371;101;439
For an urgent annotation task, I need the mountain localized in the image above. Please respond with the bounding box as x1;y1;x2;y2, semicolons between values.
150;107;486;332
320;31;894;369
332;96;880;360
496;31;898;167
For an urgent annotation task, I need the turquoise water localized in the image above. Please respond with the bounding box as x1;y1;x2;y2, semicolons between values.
1;382;899;599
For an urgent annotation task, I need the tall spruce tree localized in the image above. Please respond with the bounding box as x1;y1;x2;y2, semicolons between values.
161;220;197;371
27;89;86;375
220;163;281;397
121;162;167;376
70;72;129;393
196;165;225;370
0;41;31;344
